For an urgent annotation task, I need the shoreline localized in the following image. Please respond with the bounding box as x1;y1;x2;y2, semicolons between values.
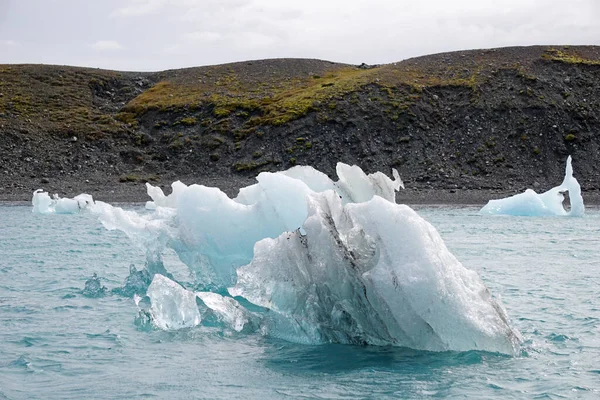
3;47;600;214
5;186;600;207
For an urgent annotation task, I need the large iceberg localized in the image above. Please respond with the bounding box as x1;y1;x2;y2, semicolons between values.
33;163;521;354
231;191;520;352
93;163;404;290
480;156;584;216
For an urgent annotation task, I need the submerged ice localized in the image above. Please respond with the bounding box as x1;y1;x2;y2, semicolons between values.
142;273;258;333
34;162;521;354
480;156;584;216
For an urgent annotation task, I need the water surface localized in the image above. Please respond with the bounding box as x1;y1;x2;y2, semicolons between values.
1;205;599;399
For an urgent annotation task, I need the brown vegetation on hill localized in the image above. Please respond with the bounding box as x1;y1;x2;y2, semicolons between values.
1;45;600;202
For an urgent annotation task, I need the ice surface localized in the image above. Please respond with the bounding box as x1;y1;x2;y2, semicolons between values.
144;274;259;332
32;190;94;214
480;156;584;216
334;163;404;203
32;190;53;213
231;191;521;353
82;273;107;298
34;162;522;353
90;201;176;277
146;274;201;330
196;291;259;333
90;163;405;290
113;264;153;297
145;181;189;210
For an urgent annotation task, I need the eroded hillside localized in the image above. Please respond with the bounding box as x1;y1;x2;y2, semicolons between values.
1;45;599;201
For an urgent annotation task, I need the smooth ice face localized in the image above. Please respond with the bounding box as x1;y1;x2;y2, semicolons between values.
146;274;202;330
480;156;584;216
144;274;258;332
231;191;521;354
196;292;259;333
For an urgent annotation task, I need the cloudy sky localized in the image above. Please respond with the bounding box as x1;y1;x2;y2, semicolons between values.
0;0;599;71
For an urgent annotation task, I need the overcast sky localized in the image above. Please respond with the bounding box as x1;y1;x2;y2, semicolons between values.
0;0;599;71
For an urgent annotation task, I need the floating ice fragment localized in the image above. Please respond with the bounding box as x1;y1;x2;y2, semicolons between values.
32;190;53;213
112;264;152;297
146;274;201;330
480;156;584;216
144;274;259;332
82;273;107;298
196;291;259;333
32;190;94;214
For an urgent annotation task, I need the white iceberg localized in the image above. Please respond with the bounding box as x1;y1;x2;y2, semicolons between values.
33;162;521;354
479;156;584;216
231;191;521;353
100;163;405;290
32;190;94;214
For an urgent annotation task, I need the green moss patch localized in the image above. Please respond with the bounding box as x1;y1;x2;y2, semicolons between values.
0;65;132;137
543;49;600;66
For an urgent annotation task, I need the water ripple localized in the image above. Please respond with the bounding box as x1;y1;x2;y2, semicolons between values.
1;205;600;398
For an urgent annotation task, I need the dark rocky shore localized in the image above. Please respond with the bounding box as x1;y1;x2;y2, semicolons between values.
1;45;600;204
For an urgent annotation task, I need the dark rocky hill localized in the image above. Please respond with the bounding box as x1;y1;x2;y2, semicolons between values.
1;45;600;203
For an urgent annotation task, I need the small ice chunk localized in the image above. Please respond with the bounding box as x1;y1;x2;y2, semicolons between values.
145;275;258;332
32;190;53;213
146;274;201;330
196;292;258;332
32;190;94;214
82;273;107;298
480;156;584;216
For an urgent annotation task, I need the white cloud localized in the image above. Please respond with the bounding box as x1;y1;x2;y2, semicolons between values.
183;31;222;43
110;0;168;17
3;0;600;70
0;39;17;46
232;31;279;49
148;0;598;69
90;40;124;51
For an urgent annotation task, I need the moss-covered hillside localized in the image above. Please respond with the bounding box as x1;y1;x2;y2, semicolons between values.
1;45;600;201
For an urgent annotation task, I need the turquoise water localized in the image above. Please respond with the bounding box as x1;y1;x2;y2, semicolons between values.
1;204;599;399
